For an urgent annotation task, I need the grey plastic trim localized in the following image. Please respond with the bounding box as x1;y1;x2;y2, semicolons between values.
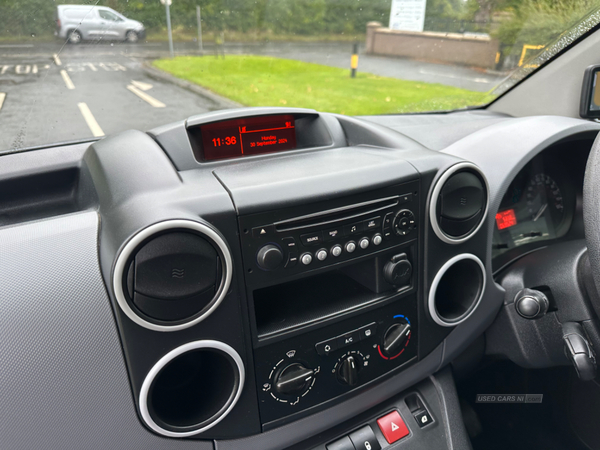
139;340;245;437
112;219;233;332
428;253;486;327
429;162;489;244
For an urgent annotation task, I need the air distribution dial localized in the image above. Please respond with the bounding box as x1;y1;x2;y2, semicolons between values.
274;363;315;396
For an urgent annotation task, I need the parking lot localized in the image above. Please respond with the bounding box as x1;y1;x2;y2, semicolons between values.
0;41;504;150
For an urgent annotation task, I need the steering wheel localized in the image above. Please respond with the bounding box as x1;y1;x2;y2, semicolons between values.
583;136;600;317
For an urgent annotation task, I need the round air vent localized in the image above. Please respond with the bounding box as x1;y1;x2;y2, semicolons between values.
113;220;233;332
430;162;489;244
139;341;244;437
428;254;486;326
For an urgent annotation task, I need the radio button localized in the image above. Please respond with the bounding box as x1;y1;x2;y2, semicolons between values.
324;227;342;241
358;322;378;340
337;330;359;348
383;228;393;240
359;237;370;249
316;338;338;356
373;234;383;246
301;231;323;246
344;222;364;236
364;216;381;230
345;241;357;253
316;249;328;261
301;253;313;265
281;236;297;249
399;193;413;204
331;245;343;257
252;225;275;238
383;212;394;228
285;252;299;268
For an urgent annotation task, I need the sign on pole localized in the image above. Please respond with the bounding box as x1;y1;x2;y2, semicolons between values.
160;0;174;58
389;0;427;32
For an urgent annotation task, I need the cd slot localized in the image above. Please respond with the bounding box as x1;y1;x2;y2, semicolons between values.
275;196;399;232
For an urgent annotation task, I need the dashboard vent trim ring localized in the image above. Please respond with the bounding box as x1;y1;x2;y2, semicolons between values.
112;219;233;332
138;340;245;438
429;162;489;244
428;253;486;327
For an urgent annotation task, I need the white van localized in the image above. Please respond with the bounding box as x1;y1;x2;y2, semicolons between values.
55;5;145;44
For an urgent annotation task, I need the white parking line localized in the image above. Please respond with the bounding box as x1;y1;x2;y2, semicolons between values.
126;84;165;108
53;53;62;66
0;93;6;111
77;103;104;137
60;70;75;89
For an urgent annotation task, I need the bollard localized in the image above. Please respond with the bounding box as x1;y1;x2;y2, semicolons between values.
350;42;359;78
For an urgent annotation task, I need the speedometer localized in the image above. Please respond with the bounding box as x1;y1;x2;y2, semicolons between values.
525;174;564;225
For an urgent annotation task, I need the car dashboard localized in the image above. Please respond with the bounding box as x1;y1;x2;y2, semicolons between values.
0;107;598;450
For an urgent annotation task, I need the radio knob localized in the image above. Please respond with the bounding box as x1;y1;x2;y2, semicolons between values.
382;323;411;358
359;237;370;249
256;244;284;270
336;355;361;386
274;363;315;396
372;234;383;246
345;241;357;253
316;249;328;261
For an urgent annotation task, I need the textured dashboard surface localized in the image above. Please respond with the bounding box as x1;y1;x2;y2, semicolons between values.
0;211;211;450
358;110;510;151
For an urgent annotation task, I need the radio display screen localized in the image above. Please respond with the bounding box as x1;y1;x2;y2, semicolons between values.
200;114;296;161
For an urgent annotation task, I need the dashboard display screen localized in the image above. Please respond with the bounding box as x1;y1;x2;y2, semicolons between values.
200;115;296;161
495;209;517;230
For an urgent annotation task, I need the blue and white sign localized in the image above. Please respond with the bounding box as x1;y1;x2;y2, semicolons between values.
389;0;427;32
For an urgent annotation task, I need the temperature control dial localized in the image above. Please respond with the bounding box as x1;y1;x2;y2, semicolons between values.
381;323;411;358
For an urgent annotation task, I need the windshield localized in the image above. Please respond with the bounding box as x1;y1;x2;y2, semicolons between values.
0;0;599;152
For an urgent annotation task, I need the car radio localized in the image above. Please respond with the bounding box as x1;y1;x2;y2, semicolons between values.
239;181;419;287
238;180;421;428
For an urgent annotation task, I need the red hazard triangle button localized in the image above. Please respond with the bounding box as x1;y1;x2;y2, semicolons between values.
377;410;409;444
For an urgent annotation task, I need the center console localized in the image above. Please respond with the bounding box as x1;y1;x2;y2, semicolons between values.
239;181;420;427
91;107;491;447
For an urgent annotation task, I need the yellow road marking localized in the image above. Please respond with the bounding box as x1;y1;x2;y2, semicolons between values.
60;69;75;89
0;92;6;111
53;53;62;66
77;102;104;137
126;84;165;108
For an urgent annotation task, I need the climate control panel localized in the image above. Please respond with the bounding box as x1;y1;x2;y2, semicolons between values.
254;296;418;427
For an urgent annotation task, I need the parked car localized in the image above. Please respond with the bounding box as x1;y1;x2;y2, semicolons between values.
55;5;145;44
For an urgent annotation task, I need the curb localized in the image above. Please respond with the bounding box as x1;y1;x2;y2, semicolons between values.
142;62;243;110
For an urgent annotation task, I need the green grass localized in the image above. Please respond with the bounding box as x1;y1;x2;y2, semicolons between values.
153;55;494;115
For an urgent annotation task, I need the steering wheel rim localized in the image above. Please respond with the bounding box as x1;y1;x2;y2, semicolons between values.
582;133;600;316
